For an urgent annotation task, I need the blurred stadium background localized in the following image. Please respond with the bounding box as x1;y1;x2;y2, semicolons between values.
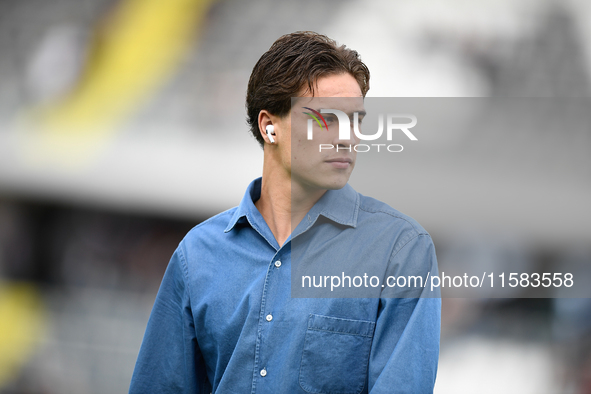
0;0;590;392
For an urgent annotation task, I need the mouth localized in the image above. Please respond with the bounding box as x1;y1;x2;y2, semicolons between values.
325;157;353;163
325;157;353;169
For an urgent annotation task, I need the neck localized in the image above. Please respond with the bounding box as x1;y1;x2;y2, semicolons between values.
255;152;325;247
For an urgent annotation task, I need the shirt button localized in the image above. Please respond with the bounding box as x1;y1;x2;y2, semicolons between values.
266;314;273;322
260;368;267;377
274;260;281;268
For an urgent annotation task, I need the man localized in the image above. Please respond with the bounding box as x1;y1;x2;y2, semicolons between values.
130;31;440;393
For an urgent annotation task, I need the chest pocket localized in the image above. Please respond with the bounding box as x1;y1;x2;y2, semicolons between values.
299;314;375;394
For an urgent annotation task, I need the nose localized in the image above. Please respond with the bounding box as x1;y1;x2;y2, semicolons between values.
330;119;359;149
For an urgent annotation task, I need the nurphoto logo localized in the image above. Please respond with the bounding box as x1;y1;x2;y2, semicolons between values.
305;108;418;153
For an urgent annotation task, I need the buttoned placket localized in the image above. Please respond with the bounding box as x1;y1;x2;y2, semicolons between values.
246;200;321;393
250;240;290;393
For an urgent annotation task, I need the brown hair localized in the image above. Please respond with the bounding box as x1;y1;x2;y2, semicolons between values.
246;31;370;147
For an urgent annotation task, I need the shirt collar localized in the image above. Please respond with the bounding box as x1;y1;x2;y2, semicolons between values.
310;183;359;227
224;177;263;233
225;177;360;234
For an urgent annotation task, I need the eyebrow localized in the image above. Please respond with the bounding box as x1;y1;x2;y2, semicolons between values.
309;108;367;117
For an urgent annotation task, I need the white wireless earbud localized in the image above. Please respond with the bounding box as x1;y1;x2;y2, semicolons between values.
265;125;275;143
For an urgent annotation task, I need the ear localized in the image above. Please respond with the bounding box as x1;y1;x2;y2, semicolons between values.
258;110;275;145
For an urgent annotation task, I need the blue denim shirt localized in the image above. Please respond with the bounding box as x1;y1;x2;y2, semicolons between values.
130;178;440;394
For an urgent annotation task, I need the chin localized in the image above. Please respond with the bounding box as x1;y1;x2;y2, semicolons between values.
318;175;351;190
292;169;352;192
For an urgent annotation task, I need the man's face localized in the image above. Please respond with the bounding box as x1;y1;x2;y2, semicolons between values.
275;73;365;193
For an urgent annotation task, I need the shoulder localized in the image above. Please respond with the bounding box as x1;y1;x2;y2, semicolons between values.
353;191;434;260
353;193;438;289
356;192;429;236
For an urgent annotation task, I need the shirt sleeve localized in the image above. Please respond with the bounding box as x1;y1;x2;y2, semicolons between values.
129;245;211;393
368;234;441;393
